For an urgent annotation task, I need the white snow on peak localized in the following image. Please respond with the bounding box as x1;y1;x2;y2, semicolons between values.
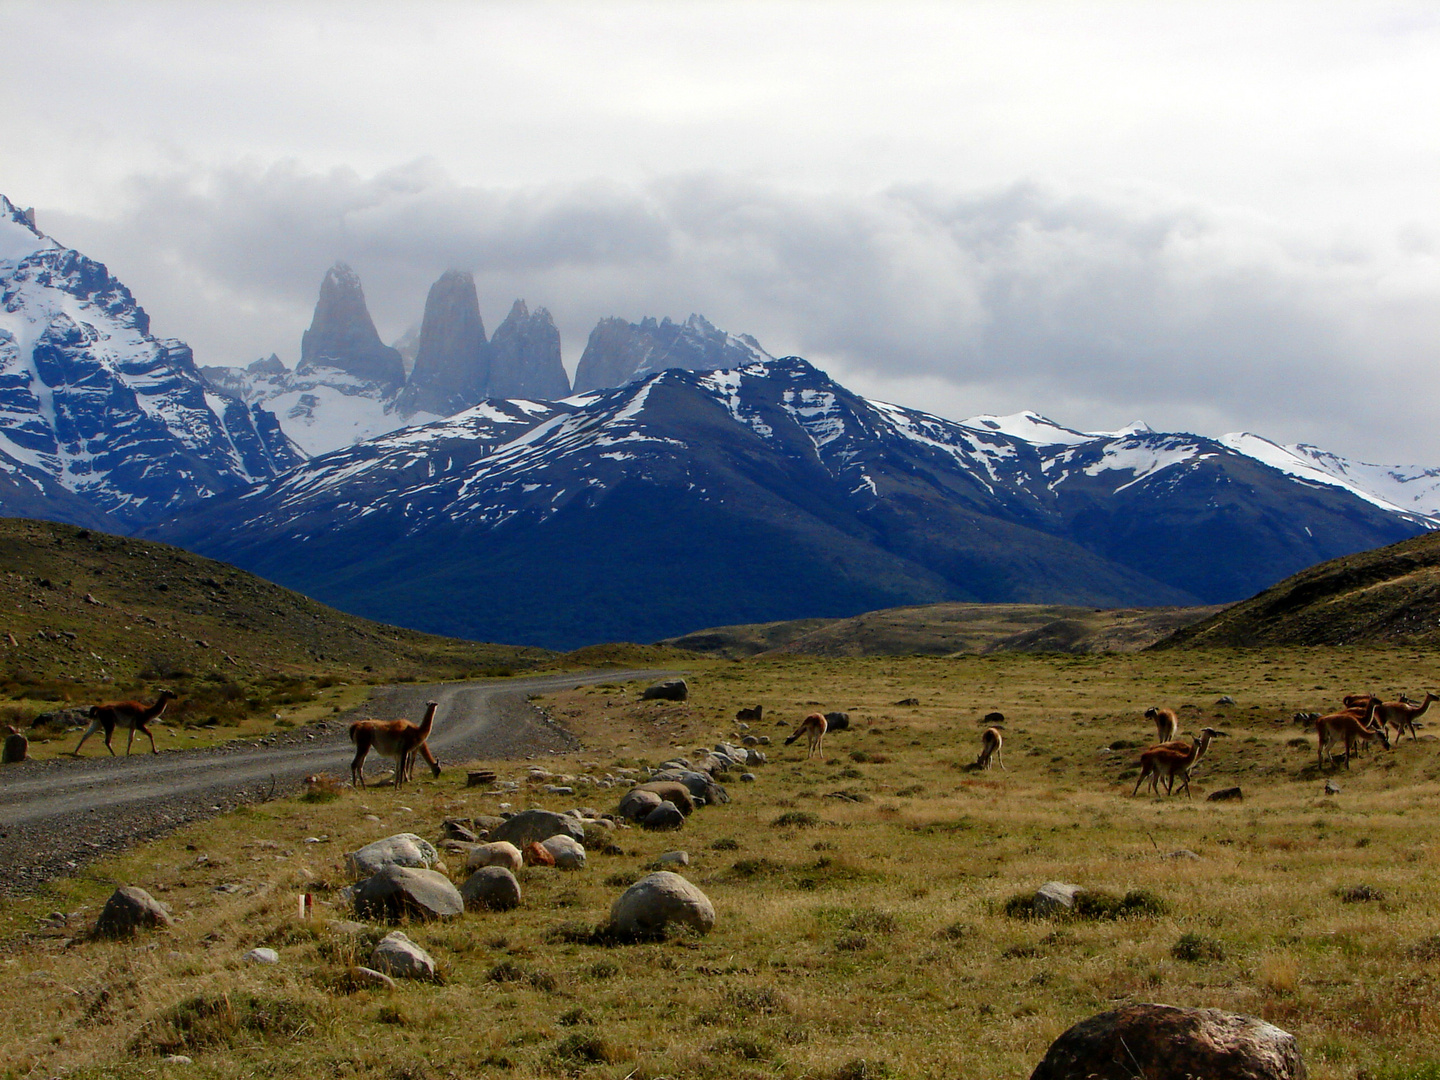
1221;432;1439;518
0;195;57;265
1080;437;1212;492
960;410;1098;446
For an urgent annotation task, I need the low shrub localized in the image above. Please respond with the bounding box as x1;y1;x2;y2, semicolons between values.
130;992;323;1054
1172;933;1225;962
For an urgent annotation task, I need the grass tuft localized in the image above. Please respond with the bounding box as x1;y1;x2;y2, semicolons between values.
130;992;323;1055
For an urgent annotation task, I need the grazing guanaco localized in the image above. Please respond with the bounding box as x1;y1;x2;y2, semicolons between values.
1313;698;1389;771
975;726;1006;770
1132;727;1227;799
349;701;441;789
73;690;177;756
784;712;827;760
1373;692;1436;742
1144;706;1180;744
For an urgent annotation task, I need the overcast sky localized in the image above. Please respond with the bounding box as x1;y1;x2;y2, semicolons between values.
6;0;1440;461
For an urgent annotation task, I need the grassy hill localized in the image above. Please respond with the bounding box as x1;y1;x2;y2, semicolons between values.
1156;529;1440;649
662;601;1221;658
0;517;553;744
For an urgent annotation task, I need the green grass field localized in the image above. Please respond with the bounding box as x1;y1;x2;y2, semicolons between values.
3;647;1439;1080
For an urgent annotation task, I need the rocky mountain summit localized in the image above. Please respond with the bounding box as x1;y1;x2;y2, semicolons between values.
489;300;569;401
572;313;771;393
395;270;489;418
300;264;406;391
0;195;302;528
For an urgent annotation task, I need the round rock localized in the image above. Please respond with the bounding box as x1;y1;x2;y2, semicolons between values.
243;947;279;964
1033;882;1084;916
609;871;715;938
353;865;463;923
642;800;686;831
461;866;522;911
542;834;587;869
344;833;440;878
465;841;523;874
617;788;664;822
370;930;437;980
487;809;585;849
94;886;172;938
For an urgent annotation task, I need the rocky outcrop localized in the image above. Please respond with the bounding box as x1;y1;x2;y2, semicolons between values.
396;270;489;418
461;866;522;910
641;678;688;702
488;301;570;400
94;886;172;937
299;263;405;391
1029;1004;1306;1080
571;314;771;393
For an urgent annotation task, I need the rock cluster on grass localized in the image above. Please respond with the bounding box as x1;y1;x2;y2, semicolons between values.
1029;1003;1305;1080
609;871;715;938
94;886;172;937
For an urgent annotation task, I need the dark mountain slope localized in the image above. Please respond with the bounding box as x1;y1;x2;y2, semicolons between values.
1155;530;1440;648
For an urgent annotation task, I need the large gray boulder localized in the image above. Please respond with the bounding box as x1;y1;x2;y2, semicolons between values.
1030;1003;1306;1080
642;801;686;832
617;788;664;822
610;871;715;938
353;865;463;923
370;931;437;980
94;886;172;938
641;678;688;702
344;833;440;879
461;866;522;911
653;770;729;806
488;809;585;849
632;781;696;815
541;835;587;869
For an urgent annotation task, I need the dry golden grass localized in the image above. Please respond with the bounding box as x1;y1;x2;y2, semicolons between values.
3;648;1440;1080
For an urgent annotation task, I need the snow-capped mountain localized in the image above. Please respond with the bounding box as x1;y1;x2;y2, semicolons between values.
0;196;302;528
153;356;1425;648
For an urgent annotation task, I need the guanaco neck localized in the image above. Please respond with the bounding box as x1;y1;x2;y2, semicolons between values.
417;702;438;740
145;693;173;722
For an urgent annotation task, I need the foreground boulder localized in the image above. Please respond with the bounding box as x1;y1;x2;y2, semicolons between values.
642;801;686;831
344;833;441;878
1030;1003;1306;1080
353;865;463;922
641;679;688;702
541;835;587;869
617;788;664;822
488;809;585;849
461;866;522;911
94;886;172;937
609;871;715;938
466;841;523;873
370;931;437;980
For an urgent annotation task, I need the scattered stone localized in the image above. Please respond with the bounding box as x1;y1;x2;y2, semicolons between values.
641;678;688;702
370;930;437;980
440;818;478;843
633;781;696;814
466;769;497;788
650;770;728;806
344;833;440;878
1033;882;1084;916
352;865;463;923
325;919;371;936
349;966;398;990
461;866;522;911
654;850;690;868
1325;780;1342;795
609;871;715;938
2;729;28;763
893;698;919;707
617;788;664;821
740;772;756;782
542;835;587;869
1207;787;1244;803
1029;1003;1305;1080
742;735;759;746
466;841;524;873
163;1054;194;1065
642;800;686;831
1217;695;1238;706
94;886;172;938
736;705;763;721
243;947;279;964
523;841;557;867
488;809;585;849
983;711;1005;724
471;814;506;836
1165;850;1201;861
758;735;770;746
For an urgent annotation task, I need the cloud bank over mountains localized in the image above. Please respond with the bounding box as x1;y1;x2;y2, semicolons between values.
43;159;1440;461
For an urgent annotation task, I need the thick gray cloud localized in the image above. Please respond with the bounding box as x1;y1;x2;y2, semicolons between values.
39;161;1440;461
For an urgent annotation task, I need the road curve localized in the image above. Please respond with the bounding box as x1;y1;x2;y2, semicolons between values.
0;668;677;895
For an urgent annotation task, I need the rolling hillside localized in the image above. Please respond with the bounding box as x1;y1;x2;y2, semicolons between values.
0;517;552;726
1155;529;1440;648
662;601;1222;658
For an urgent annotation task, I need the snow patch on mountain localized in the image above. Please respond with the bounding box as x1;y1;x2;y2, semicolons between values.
1221;432;1440;518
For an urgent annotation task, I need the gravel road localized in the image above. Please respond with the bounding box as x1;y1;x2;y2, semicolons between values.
0;668;675;896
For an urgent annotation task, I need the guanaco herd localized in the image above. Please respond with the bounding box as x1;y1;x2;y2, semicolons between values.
59;680;1435;799
66;688;445;791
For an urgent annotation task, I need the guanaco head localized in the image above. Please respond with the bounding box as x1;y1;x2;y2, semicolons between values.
1143;706;1159;720
1374;725;1392;751
1293;711;1320;726
1198;727;1228;740
159;689;178;703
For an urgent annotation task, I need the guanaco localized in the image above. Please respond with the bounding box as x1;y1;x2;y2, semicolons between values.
1132;727;1227;799
73;690;177;756
349;701;441;789
976;726;1005;771
1373;692;1436;742
1144;706;1180;744
784;712;827;760
1313;698;1389;771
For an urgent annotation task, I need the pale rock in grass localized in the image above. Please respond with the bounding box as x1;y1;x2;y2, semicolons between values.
461;866;522;911
1029;1003;1305;1080
351;966;398;990
654;851;690;868
466;841;524;874
1033;882;1085;916
344;833;440;878
163;1055;194;1065
542;835;587;869
610;871;715;938
353;865;463;923
740;773;756;782
370;930;437;980
94;886;172;938
243;947;279;964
